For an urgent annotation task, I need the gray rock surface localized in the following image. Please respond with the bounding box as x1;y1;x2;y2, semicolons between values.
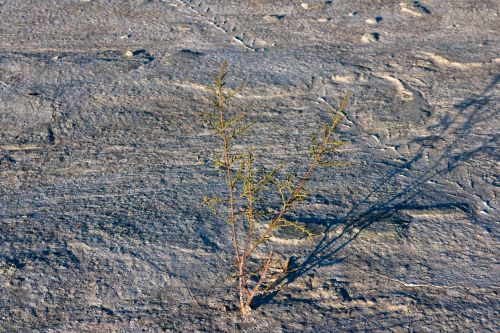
0;0;498;331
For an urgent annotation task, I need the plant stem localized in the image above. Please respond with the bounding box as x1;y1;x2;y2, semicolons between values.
243;250;273;314
214;72;247;311
242;153;321;261
239;99;347;306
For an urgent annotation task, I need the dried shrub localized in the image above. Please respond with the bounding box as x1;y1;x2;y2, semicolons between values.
200;61;348;315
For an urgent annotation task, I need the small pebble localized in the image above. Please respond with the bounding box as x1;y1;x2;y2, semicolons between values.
301;2;325;10
361;32;380;43
366;17;382;24
263;14;286;22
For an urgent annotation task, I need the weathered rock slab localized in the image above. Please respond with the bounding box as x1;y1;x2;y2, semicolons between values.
0;0;498;331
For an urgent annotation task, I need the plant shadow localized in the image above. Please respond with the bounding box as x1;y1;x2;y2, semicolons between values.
252;74;499;309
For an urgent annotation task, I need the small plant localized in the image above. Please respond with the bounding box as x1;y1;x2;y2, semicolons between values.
200;61;348;315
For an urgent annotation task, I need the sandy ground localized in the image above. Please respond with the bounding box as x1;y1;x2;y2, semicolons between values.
0;0;499;332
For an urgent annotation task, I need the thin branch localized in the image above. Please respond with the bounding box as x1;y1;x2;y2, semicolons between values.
246;251;273;307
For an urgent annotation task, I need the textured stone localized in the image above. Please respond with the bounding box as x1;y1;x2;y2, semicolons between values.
0;0;498;331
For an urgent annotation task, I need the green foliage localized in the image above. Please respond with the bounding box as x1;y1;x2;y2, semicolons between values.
200;61;348;315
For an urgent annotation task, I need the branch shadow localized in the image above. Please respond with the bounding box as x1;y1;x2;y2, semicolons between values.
252;74;499;309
